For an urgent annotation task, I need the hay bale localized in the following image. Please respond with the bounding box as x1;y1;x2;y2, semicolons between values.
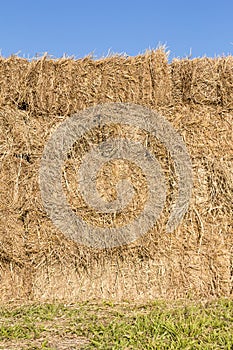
171;56;233;108
0;49;232;302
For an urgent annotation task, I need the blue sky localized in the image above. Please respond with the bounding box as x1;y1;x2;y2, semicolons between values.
0;0;232;60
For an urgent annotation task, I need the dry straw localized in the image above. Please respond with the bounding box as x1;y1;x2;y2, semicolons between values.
0;49;232;302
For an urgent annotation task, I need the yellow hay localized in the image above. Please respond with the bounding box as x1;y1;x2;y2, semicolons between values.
0;49;232;302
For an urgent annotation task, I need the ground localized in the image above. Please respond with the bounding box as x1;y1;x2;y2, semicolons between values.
0;298;233;349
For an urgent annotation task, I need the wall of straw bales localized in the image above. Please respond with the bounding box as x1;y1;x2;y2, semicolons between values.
0;49;232;302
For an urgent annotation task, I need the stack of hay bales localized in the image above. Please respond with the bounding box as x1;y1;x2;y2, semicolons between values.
0;49;232;302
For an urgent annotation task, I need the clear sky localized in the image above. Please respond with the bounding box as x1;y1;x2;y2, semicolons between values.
0;0;232;60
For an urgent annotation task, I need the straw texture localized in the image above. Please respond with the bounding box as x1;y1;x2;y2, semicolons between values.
0;49;232;302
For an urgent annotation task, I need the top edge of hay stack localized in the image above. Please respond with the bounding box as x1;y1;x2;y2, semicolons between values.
1;49;233;115
0;49;232;303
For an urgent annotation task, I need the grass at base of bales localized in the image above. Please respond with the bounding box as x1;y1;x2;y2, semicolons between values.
0;298;232;349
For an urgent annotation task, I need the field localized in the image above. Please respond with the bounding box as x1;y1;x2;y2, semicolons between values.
0;49;232;348
1;298;233;349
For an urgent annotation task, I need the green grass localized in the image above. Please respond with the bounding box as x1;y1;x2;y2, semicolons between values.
0;298;232;349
